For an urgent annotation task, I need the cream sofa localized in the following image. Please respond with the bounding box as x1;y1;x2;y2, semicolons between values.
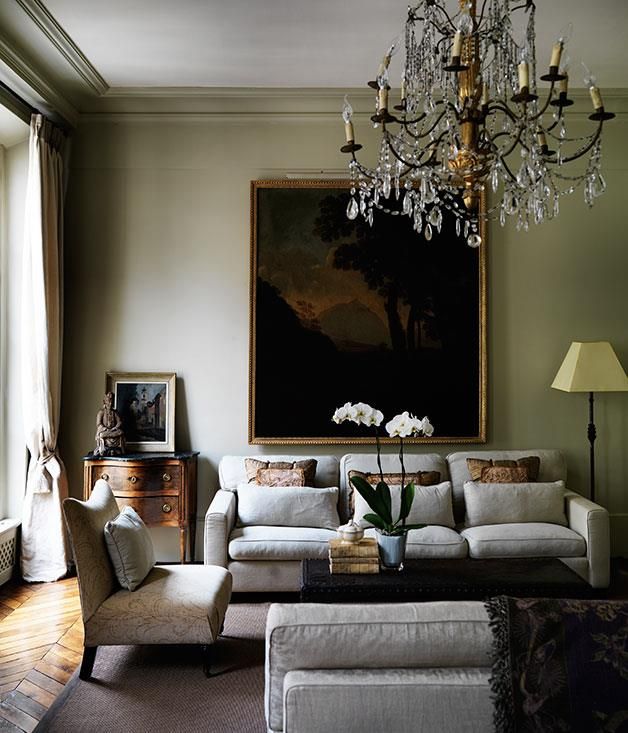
265;600;494;733
204;450;610;591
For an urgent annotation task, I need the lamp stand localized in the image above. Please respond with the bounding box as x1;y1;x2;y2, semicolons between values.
588;391;596;503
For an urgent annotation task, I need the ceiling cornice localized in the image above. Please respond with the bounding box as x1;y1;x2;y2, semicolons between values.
15;0;108;96
0;34;77;125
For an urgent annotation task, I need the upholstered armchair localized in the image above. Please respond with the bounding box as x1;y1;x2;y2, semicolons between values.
63;480;232;679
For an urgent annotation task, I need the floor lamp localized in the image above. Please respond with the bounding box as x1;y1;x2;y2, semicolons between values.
551;341;628;503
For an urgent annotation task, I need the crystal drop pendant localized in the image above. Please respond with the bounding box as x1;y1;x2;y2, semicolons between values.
424;223;433;241
367;207;374;226
414;208;423;233
491;166;499;193
346;196;359;220
456;217;461;236
428;208;440;226
402;192;412;215
467;233;482;248
382;176;391;199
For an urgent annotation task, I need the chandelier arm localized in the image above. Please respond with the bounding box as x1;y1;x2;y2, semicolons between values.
426;5;458;34
510;1;536;15
487;102;520;124
528;84;557;122
400;109;449;140
476;0;492;30
549;124;603;165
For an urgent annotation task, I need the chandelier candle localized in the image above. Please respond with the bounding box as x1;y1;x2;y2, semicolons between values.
340;0;615;246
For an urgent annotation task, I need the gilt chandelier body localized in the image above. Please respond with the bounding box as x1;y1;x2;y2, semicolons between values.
341;0;614;247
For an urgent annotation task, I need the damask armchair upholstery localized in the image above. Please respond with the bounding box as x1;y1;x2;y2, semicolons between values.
63;480;232;679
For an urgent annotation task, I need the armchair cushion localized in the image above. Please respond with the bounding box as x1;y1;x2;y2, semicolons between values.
85;564;232;646
104;506;155;591
236;484;340;529
461;523;586;558
463;480;567;527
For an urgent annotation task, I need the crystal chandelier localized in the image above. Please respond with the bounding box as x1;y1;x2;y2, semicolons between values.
340;0;614;247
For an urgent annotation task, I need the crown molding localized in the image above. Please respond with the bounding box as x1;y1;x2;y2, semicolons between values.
78;86;628;121
15;0;108;96
0;36;77;126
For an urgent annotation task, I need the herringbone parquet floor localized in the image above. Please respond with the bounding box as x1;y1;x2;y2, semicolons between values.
0;577;82;732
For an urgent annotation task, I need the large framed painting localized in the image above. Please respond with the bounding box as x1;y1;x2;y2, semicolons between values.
249;180;486;444
106;371;176;452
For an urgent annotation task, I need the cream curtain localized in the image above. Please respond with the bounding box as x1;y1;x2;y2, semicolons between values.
21;114;69;582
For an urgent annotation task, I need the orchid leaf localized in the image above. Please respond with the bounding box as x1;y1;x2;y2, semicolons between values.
363;513;388;531
350;475;389;522
375;481;392;524
399;482;416;521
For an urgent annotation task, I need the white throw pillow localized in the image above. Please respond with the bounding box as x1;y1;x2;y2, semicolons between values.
463;480;567;527
236;484;340;529
104;506;156;591
353;481;455;529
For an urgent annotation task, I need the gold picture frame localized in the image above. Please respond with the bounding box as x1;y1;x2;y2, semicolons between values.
249;179;487;445
105;371;176;452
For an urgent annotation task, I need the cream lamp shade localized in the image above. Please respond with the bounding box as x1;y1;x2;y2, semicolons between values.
551;341;628;393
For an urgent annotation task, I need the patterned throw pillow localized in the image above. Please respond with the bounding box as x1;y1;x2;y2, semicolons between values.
244;458;317;485
256;467;306;487
480;466;528;483
348;469;442;512
466;456;540;482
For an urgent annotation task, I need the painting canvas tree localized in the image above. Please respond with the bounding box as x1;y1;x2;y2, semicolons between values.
250;180;486;443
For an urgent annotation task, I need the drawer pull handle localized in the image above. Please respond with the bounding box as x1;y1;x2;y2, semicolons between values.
162;473;171;482
101;473;109;481
162;503;172;513
128;476;138;484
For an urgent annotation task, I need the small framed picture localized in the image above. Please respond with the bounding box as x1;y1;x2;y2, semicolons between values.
105;372;176;452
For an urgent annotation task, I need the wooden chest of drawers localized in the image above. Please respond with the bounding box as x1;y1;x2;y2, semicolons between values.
83;451;198;563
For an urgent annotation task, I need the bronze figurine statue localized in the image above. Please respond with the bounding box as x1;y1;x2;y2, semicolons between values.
94;391;126;456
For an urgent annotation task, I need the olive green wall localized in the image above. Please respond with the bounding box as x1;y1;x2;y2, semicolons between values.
61;92;628;560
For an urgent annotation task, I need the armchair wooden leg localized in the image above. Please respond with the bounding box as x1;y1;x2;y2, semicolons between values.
79;646;98;680
202;644;213;677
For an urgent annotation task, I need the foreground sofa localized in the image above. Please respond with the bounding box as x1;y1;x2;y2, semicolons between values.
265;600;494;733
204;450;610;591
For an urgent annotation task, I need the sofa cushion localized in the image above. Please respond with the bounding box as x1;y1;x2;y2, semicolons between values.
364;526;467;559
461;523;586;558
354;481;455;529
244;458;316;485
256;467;305;486
348;469;442;513
236;484;340;529
479;466;528;483
466;456;540;482
463;481;567;527
228;526;336;561
220;455;338;490
447;450;567;524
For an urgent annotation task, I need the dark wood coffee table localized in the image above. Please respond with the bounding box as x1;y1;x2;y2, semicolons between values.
300;558;594;603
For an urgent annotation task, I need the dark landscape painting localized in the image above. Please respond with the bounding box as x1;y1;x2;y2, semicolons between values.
249;180;486;443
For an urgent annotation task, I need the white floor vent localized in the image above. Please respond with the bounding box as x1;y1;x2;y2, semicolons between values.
0;519;20;586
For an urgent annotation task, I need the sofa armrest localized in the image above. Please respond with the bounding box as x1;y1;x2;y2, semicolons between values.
564;490;610;588
204;489;236;567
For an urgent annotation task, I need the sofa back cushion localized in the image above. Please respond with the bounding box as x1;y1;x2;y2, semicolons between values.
463;480;567;527
236;484;340;529
341;453;448;524
447;450;567;524
353;481;455;529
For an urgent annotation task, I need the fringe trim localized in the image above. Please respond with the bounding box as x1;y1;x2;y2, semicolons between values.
485;596;516;733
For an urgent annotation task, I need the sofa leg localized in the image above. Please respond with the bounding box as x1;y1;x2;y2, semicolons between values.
202;644;213;677
79;646;98;680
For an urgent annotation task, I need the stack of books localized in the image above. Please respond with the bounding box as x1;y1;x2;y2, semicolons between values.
328;537;379;574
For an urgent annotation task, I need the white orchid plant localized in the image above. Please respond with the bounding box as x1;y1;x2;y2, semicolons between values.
332;402;434;536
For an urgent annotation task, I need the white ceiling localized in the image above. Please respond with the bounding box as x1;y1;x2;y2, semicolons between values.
41;0;628;89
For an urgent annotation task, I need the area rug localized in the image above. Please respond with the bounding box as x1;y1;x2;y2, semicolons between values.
485;596;628;733
35;603;269;733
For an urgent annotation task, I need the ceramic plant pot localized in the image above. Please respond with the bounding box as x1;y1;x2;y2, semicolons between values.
376;532;407;570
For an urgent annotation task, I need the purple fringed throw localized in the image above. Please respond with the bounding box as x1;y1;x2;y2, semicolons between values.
485;596;628;733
